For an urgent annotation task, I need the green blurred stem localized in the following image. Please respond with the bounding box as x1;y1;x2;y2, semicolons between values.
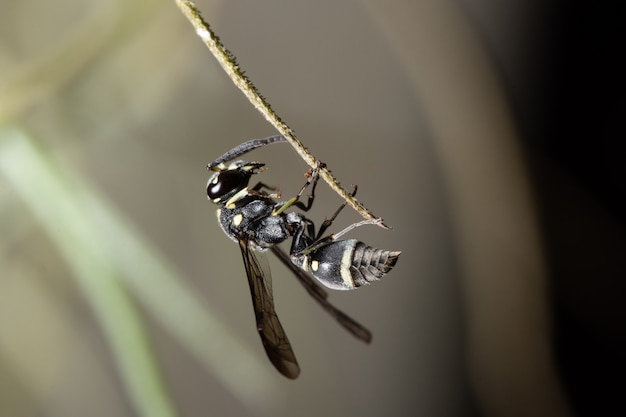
0;129;179;417
0;128;279;413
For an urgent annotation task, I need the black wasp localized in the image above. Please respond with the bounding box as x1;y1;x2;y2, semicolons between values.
206;135;400;378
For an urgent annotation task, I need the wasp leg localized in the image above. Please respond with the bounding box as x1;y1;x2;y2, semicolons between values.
332;218;384;240
273;161;324;215
251;181;278;193
250;181;281;199
291;162;326;212
314;185;358;240
289;185;357;256
293;217;383;258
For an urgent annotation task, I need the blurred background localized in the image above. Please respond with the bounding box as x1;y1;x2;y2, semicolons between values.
1;0;623;416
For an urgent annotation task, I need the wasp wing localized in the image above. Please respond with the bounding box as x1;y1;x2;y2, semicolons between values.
270;245;372;343
238;237;300;379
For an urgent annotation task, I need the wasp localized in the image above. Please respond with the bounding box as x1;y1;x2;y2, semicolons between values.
206;135;400;378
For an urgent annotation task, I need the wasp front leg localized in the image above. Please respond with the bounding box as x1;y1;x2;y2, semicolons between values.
273;161;324;215
250;181;281;199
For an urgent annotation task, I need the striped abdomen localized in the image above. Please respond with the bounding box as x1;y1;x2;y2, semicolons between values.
299;239;401;291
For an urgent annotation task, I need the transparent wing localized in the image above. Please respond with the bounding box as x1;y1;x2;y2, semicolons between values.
270;246;373;343
238;237;300;379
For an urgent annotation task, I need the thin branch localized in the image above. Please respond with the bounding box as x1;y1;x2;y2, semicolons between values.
174;0;388;228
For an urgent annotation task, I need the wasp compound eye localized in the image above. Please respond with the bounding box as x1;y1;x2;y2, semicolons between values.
207;170;247;200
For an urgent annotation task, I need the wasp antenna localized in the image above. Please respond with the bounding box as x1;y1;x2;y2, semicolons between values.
207;135;288;169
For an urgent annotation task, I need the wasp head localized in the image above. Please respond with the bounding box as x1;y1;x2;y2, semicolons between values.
206;161;265;205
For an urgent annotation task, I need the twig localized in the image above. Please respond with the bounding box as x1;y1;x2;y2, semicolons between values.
174;0;388;228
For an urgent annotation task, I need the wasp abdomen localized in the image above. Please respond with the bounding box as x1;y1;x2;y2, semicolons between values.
305;239;400;290
350;242;401;287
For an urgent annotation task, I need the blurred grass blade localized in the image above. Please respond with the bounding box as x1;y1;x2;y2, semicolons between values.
0;128;280;415
0;129;179;417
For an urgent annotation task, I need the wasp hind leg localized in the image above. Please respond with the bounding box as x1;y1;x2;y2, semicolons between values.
313;185;358;240
292;186;382;258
